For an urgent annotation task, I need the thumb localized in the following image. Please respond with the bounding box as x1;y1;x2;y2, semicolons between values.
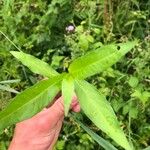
46;95;80;119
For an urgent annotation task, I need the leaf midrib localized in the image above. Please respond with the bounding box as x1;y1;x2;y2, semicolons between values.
76;80;118;131
76;80;131;149
69;50;121;76
28;55;58;77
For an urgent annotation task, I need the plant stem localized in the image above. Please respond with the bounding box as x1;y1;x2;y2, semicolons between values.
0;30;21;51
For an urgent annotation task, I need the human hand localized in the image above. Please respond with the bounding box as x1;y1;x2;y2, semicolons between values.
8;95;80;150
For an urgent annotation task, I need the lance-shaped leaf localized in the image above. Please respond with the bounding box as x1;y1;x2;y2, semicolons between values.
10;51;59;78
75;80;133;150
0;84;19;94
69;41;137;79
62;75;74;116
0;75;64;131
0;79;20;84
74;118;118;150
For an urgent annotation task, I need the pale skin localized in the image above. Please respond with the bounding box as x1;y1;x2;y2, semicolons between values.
8;96;80;150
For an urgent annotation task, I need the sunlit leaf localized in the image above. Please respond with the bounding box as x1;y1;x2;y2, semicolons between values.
0;75;64;131
10;51;59;78
62;75;74;116
75;80;132;150
69;41;137;79
0;79;20;84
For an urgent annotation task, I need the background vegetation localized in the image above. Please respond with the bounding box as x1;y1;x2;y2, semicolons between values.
0;0;149;149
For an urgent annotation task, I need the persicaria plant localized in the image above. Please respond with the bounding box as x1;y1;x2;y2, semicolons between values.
0;41;137;150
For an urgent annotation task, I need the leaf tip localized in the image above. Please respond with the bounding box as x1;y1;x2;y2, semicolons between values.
10;51;16;55
64;110;69;117
10;51;20;57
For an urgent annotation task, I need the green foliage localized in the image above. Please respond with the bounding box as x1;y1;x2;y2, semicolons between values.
0;40;136;149
69;41;137;79
0;75;63;131
128;76;139;88
0;85;19;94
0;0;149;149
74;118;118;150
62;76;74;116
0;79;20;94
75;80;132;150
10;51;59;78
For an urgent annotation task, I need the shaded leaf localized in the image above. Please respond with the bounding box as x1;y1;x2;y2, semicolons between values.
62;75;74;116
143;146;150;150
131;90;150;104
0;75;64;131
78;34;89;50
0;141;6;150
128;76;139;88
129;107;138;119
0;85;19;94
75;80;132;150
10;51;59;78
69;41;137;79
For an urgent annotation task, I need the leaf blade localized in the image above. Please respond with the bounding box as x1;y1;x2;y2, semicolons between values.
74;117;118;150
0;85;19;94
0;75;64;131
62;76;74;116
69;41;137;79
0;79;20;84
10;51;59;78
75;80;132;150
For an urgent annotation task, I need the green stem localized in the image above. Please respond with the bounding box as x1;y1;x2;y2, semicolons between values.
0;30;21;51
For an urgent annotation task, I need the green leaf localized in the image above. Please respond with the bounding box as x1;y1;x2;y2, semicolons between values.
0;79;20;84
78;34;89;51
128;76;139;88
0;141;6;150
75;80;133;150
0;85;19;94
129;107;138;119
0;75;64;131
131;90;150;104
10;51;59;78
74;118;118;150
143;146;150;150
142;91;150;104
62;75;74;116
69;41;137;79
